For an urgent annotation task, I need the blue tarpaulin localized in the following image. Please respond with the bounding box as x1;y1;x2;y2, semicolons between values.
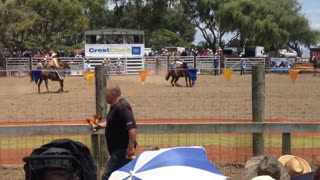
188;69;198;85
31;71;42;84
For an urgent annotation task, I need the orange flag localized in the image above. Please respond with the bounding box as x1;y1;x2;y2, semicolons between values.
139;70;147;85
84;71;95;85
223;69;233;81
289;70;300;84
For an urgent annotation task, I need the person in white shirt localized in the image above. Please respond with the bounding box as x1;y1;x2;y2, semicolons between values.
84;59;91;72
103;59;110;79
36;59;43;70
240;59;246;75
116;58;122;74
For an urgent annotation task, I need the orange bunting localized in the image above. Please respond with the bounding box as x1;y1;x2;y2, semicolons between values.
289;70;299;85
84;71;95;85
139;70;147;85
223;69;233;81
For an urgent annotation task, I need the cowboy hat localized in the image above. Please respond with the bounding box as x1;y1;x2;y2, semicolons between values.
278;155;311;176
103;59;110;63
245;155;290;180
51;53;57;57
251;175;275;180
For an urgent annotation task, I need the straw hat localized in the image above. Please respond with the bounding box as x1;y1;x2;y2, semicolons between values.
251;175;275;180
103;59;110;64
51;53;57;57
278;155;311;176
245;155;290;180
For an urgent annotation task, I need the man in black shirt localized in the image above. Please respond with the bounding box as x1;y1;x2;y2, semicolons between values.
93;84;137;180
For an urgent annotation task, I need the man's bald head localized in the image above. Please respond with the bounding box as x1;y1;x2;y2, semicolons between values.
108;84;121;95
106;84;121;104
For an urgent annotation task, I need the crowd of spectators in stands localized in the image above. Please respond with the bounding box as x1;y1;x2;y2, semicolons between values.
1;48;85;58
145;48;217;57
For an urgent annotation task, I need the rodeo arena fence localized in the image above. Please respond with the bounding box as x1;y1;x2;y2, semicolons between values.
1;56;320;179
3;55;270;77
4;56;311;77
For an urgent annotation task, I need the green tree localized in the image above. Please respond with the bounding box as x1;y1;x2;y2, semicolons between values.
148;29;189;50
24;0;88;50
0;0;89;51
182;0;318;55
0;0;38;50
81;0;110;29
108;0;195;48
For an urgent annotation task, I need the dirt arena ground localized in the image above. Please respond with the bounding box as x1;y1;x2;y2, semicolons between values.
0;72;320;179
0;73;320;122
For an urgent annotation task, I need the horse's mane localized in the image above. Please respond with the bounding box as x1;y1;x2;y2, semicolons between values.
181;62;188;69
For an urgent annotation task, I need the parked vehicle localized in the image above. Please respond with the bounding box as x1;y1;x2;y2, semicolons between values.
240;46;267;58
279;49;297;58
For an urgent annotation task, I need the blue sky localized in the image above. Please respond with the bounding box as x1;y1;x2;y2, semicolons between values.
194;0;320;44
299;0;320;31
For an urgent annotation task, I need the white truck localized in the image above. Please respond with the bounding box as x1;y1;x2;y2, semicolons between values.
241;46;267;57
279;48;297;57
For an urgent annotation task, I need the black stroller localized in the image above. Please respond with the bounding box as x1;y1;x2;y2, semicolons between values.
23;139;97;180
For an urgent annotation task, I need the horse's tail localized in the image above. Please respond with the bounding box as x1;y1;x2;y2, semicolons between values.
165;71;171;81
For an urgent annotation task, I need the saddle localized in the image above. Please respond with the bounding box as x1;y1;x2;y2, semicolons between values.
45;66;64;80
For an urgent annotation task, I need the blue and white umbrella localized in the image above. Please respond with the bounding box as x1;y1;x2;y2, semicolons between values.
110;146;228;180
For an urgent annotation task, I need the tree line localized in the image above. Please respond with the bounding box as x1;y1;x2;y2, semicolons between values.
0;0;319;56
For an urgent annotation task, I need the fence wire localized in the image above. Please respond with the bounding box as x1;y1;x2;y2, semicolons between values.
0;69;320;179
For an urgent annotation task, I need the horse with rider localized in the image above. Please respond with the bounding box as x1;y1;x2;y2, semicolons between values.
165;58;193;87
31;53;70;93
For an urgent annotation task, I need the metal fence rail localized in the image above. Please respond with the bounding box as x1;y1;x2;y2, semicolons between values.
1;122;320;165
1;122;320;135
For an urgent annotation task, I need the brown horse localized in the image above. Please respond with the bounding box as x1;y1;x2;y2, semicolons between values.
312;56;320;76
31;62;70;93
165;62;192;87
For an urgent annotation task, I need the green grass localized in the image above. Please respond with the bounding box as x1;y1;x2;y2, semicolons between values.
1;133;320;149
0;135;91;149
138;133;320;148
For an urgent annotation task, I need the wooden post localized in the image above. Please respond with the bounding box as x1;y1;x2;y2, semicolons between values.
167;55;170;72
92;65;107;178
252;65;265;156
282;133;291;155
156;57;160;75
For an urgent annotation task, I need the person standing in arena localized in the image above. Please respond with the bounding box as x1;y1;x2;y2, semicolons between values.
240;59;246;75
312;55;319;76
116;58;122;74
103;59;111;79
36;59;43;70
84;59;91;72
92;84;137;180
